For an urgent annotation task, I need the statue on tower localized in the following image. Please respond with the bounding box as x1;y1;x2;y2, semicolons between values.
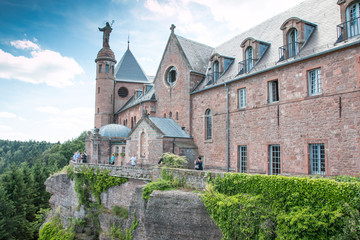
98;22;112;48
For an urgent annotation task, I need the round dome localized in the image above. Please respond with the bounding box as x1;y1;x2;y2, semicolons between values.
99;124;131;138
96;48;115;62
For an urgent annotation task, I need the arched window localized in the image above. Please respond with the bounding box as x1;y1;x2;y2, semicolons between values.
169;112;172;118
213;61;219;82
245;47;253;73
131;117;134;129
205;109;212;140
346;2;360;38
288;28;298;58
176;112;179;120
164;113;166;118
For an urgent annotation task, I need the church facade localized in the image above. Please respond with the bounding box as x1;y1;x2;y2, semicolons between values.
86;0;360;176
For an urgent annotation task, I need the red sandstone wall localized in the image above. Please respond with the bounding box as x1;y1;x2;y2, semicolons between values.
153;35;192;132
191;45;360;175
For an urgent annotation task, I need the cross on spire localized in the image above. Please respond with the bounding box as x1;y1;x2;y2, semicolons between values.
170;24;176;34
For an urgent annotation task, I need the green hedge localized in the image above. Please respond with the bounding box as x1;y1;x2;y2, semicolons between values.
202;173;360;239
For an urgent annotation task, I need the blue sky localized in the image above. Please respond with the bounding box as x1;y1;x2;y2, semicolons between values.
0;0;304;143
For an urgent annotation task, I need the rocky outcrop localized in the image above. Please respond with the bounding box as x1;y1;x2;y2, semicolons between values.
44;173;222;240
143;190;222;240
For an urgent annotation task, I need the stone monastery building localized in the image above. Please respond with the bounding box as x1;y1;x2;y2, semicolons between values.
86;0;360;176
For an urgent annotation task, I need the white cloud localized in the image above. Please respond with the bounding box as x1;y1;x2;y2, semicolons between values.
0;40;84;87
36;106;61;114
0;112;16;118
10;39;40;50
18;117;26;121
0;125;12;131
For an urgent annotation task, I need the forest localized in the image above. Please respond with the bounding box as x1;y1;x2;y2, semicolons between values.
0;132;86;240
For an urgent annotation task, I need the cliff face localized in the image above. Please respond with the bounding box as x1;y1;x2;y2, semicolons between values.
44;173;222;240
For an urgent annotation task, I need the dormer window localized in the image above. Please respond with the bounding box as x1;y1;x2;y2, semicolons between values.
207;54;234;85
337;1;360;41
213;61;220;82
238;37;270;75
245;47;254;73
287;28;299;58
279;17;316;61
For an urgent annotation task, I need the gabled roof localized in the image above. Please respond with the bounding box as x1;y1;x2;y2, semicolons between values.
115;85;156;114
176;35;214;74
193;0;353;92
115;48;149;83
149;116;191;138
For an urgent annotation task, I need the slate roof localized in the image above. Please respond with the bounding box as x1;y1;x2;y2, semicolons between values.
116;85;156;114
99;124;131;138
149;117;192;138
193;0;360;91
176;35;214;74
115;48;149;83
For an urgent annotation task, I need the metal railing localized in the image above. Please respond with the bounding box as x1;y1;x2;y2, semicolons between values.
278;42;300;61
206;71;223;85
238;58;258;75
337;16;360;42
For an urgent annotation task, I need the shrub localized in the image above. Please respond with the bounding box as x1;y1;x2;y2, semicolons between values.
160;152;187;168
142;180;173;201
39;214;75;240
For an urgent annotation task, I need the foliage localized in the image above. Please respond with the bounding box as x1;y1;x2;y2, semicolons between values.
160;152;187;168
202;185;275;240
142;179;174;201
38;214;75;240
202;173;360;240
0;132;86;240
112;205;129;219
73;165;128;205
142;167;189;201
108;211;139;240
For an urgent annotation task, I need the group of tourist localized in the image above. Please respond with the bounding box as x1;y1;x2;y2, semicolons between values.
72;151;87;163
109;153;137;166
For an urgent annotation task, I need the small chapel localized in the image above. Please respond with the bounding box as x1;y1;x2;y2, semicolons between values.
86;0;360;176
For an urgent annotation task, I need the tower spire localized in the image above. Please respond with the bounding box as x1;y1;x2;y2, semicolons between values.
128;34;130;50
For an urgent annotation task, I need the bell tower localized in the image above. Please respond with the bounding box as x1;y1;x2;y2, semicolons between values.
94;22;117;128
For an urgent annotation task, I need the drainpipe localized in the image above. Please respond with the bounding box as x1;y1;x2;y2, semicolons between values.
225;83;230;172
172;137;176;153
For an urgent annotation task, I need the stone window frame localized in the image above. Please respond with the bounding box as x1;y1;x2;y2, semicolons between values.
309;143;326;175
238;145;248;173
279;17;316;60
238;87;246;109
268;79;279;103
269;144;281;175
307;68;322;96
165;66;178;86
105;64;110;73
204;109;212;140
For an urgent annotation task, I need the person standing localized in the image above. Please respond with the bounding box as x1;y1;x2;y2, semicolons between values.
130;154;137;167
194;156;203;170
110;153;115;165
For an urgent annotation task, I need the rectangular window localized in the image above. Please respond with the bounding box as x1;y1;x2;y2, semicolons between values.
122;146;126;154
310;143;325;175
239;145;247;173
269;145;281;175
105;64;110;73
115;146;119;154
268;80;279;103
99;64;102;73
308;68;322;96
238;88;246;109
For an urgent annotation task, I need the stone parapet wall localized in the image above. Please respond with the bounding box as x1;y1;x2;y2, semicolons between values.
74;163;225;190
